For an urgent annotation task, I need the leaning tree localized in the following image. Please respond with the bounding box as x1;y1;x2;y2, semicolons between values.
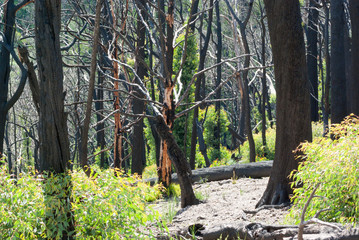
256;0;312;207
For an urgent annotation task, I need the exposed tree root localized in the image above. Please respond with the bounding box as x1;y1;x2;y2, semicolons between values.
243;202;291;214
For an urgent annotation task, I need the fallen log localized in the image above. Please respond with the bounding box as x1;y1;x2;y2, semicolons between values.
144;161;272;185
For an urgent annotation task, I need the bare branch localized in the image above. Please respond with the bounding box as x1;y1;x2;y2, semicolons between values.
0;33;28;113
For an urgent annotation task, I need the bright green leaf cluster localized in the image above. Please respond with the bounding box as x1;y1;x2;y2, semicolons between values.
288;114;359;225
0;167;166;239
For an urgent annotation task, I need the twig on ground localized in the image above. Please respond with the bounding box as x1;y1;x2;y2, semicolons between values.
298;183;341;240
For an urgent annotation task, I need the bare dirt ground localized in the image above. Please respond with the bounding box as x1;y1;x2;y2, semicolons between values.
150;177;292;239
149;177;359;239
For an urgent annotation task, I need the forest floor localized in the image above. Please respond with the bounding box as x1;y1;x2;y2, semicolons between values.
149;177;292;238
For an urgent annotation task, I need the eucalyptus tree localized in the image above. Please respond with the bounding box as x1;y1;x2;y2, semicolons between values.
307;0;319;122
257;0;312;207
35;0;75;236
349;0;359;115
331;0;347;123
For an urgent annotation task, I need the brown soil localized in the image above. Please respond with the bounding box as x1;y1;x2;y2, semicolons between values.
151;177;291;237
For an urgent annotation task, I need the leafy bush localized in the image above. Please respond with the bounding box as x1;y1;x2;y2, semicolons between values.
94;146;110;169
0;167;166;239
143;164;158;179
288;115;359;225
173;33;198;158
0;171;44;239
165;183;181;198
209;146;237;167
144;118;158;166
241;126;276;162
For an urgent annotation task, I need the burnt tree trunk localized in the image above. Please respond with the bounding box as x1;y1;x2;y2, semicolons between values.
260;4;267;148
189;0;213;169
0;1;15;159
214;0;222;157
113;2;123;172
95;1;114;169
155;115;198;208
158;0;175;188
96;55;106;168
0;0;30;160
35;0;74;237
79;0;102;177
323;1;331;134
330;0;347;123
36;1;71;173
307;0;319;122
225;0;255;162
196;119;211;167
349;0;359;115
132;0;147;175
257;0;312;207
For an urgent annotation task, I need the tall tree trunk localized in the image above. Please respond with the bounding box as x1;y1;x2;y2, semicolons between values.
344;14;352;113
214;0;222;159
0;0;29;160
307;0;319;121
0;114;6;161
148;36;161;167
96;1;115;168
132;0;147;175
79;0;102;177
257;0;312;207
35;0;74;237
189;0;214;169
0;1;15;159
113;2;123;172
158;0;175;188
155;115;198;207
225;0;255;162
260;6;267;148
330;0;347;123
96;56;106;168
349;0;359;115
323;1;331;134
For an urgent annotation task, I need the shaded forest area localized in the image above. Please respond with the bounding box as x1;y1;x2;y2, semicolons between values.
0;0;359;238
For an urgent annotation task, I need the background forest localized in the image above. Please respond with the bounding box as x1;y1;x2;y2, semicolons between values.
0;0;358;239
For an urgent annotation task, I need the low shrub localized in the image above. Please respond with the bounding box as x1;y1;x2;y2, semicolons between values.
288;115;359;225
0;167;166;239
241;126;276;162
143;164;158;179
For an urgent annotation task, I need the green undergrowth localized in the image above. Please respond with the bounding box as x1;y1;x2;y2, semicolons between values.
241;126;276;162
0;167;167;239
287;115;359;225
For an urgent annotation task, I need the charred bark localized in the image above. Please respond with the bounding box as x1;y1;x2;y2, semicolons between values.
189;0;214;169
155;115;198;208
307;0;319;122
323;2;331;135
260;5;267;148
225;0;255;162
132;0;147;175
330;0;347;123
144;161;273;185
79;0;102;177
257;0;312;207
35;0;74;237
0;0;30;160
158;0;175;187
113;2;123;172
349;0;359;115
214;0;222;156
